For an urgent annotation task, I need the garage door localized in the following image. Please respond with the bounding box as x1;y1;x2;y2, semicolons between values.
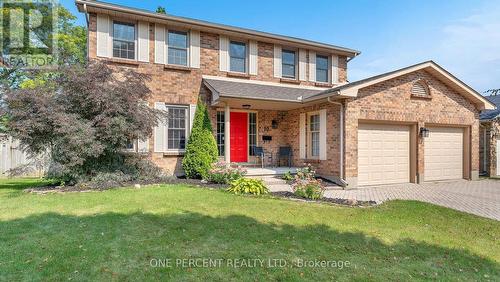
424;127;463;181
358;123;410;186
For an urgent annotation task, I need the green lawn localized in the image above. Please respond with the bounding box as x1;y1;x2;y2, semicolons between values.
0;179;499;281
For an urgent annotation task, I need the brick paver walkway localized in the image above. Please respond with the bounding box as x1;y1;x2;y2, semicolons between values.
323;180;500;220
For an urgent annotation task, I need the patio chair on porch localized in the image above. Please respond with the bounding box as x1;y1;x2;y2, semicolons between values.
277;146;292;167
253;146;265;168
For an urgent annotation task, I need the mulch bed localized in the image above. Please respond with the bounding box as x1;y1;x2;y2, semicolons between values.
24;178;376;207
25;177;228;194
270;191;378;207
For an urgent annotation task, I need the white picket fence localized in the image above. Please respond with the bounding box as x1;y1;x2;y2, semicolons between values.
0;134;44;177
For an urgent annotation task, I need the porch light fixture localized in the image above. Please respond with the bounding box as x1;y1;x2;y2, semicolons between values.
242;104;251;109
420;127;430;138
272;120;278;129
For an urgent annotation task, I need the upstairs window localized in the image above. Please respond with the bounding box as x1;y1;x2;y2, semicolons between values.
282;49;296;79
229;41;247;73
411;80;430;98
168;31;188;66
316;55;329;83
113;22;135;59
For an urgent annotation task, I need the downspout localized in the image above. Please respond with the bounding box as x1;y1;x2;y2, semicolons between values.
327;96;347;187
481;124;487;174
83;4;90;61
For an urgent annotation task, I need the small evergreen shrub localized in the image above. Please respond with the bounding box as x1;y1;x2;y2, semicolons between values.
205;162;247;184
182;100;218;179
227;178;269;195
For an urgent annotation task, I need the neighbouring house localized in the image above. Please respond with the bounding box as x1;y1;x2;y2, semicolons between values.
76;0;495;188
479;96;500;177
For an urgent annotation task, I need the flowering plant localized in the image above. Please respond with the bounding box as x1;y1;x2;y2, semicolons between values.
205;161;247;184
291;164;325;200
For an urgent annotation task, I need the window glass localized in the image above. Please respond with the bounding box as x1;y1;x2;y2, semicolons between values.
316;55;329;83
282;50;296;78
167;107;187;150
113;22;135;59
310;114;320;157
249;113;257;155
168;31;188;66
216;111;225;156
229;41;246;73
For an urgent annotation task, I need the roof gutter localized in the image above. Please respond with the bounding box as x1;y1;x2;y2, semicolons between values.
75;0;360;57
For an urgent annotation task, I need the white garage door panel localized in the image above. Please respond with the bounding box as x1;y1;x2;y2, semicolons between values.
424;127;463;181
358;124;410;186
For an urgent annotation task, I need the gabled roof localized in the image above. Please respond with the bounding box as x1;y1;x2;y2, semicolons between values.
203;76;324;103
75;0;360;57
480;95;500;120
305;61;496;110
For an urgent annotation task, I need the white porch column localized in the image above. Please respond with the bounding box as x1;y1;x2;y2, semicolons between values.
224;104;231;164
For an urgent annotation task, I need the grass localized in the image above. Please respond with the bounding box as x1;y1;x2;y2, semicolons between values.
0;178;499;281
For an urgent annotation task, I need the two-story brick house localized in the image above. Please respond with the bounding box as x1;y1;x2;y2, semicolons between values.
76;0;495;188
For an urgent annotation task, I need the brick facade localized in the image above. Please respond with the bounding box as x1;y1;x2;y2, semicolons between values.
87;13;347;175
480;121;500;176
86;11;485;187
344;70;480;186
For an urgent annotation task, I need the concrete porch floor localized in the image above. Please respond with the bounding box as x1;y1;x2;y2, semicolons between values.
245;167;298;176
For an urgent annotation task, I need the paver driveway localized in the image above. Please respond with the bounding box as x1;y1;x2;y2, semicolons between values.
324;179;500;220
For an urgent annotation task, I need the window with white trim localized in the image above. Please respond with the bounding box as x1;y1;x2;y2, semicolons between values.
216;111;225;156
168;31;188;66
282;49;296;78
166;106;188;150
249;112;257;155
229;41;246;73
309;114;320;157
113;21;135;59
316;55;329;83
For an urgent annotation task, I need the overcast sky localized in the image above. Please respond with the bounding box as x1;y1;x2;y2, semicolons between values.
62;0;500;93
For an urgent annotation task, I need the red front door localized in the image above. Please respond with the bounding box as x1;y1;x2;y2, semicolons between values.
230;112;248;162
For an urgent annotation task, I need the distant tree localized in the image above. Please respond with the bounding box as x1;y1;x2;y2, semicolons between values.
182;100;218;179
486;89;499;96
4;62;162;182
0;4;87;132
156;6;167;14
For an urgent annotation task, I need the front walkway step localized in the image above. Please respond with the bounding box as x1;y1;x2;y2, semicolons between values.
249;176;292;192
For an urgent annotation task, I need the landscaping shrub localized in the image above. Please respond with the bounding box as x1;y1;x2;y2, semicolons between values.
205;162;247;184
182;100;218;179
291;164;325;200
227;178;269;195
282;171;294;181
292;179;325;200
4;62;162;184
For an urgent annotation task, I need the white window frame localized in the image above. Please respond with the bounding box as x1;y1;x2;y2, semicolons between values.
112;20;137;60
166;30;190;67
307;111;320;159
229;40;248;73
165;104;189;153
281;49;297;79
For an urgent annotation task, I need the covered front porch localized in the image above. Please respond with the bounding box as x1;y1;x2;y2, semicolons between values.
202;75;347;185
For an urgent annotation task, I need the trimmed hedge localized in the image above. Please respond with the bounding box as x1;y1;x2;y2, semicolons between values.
182;100;218;178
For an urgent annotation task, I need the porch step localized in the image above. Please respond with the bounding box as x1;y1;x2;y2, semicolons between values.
250;176;292;192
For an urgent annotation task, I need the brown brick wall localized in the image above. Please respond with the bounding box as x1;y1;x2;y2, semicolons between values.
344;70;481;184
480;121;500;176
87;13;348;174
